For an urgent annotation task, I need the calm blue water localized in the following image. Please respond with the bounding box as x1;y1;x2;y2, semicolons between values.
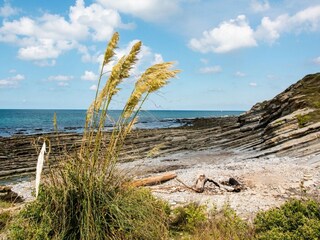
0;109;244;137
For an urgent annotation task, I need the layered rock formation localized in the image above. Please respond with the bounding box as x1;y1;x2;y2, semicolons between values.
0;73;319;179
236;72;320;156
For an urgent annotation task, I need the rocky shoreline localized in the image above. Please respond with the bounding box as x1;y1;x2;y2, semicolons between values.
1;108;319;181
0;117;238;180
0;73;319;219
1;74;320;181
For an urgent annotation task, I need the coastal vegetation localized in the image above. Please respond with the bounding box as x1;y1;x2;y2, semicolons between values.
297;114;312;128
294;73;320;126
4;196;320;239
168;198;320;240
254;199;320;240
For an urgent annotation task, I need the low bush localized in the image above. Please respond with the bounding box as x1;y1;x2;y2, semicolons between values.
170;203;253;240
0;211;11;233
254;199;320;240
296;114;312;127
170;203;207;233
9;185;169;240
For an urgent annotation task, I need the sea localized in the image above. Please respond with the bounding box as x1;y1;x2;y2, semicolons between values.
0;109;244;137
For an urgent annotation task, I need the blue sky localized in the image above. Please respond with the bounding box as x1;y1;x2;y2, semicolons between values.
0;0;319;110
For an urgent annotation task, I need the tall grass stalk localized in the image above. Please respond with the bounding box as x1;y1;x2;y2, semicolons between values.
9;32;179;240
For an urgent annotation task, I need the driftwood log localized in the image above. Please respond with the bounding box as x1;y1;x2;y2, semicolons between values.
129;172;177;187
194;174;220;193
193;175;243;193
221;177;242;192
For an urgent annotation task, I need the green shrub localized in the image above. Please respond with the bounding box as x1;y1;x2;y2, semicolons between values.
0;200;11;209
194;204;253;240
296;114;312;127
0;211;11;233
170;204;253;240
9;186;169;240
170;203;207;233
254;199;320;240
313;101;320;109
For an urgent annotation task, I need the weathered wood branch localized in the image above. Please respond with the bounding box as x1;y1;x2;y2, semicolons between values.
129;172;177;187
194;174;221;193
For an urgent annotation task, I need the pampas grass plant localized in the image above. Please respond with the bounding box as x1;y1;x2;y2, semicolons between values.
8;32;179;240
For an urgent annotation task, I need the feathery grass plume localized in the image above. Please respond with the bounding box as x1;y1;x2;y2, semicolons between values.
84;41;143;165
35;141;46;198
85;40;142;130
103;32;119;66
85;32;120;127
123;62;180;118
105;62;180;167
89;56;126;117
95;41;142;112
119;41;141;79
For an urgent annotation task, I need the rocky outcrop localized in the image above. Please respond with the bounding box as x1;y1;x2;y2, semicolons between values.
0;73;319;180
236;73;320;156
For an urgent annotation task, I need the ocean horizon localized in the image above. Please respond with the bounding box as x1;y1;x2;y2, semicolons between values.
0;109;245;137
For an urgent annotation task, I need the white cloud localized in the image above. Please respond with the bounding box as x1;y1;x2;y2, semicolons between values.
152;53;164;64
189;5;320;54
97;0;180;22
69;0;129;41
89;84;97;91
34;60;56;67
0;74;24;88
251;0;270;13
81;71;97;81
207;88;224;93
17;39;76;60
0;2;19;18
313;56;320;65
57;82;69;87
11;74;24;81
267;74;277;80
235;71;246;77
256;5;320;43
189;15;257;53
199;65;222;74
48;75;74;81
200;58;209;64
249;82;257;87
255;15;289;42
0;0;130;63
